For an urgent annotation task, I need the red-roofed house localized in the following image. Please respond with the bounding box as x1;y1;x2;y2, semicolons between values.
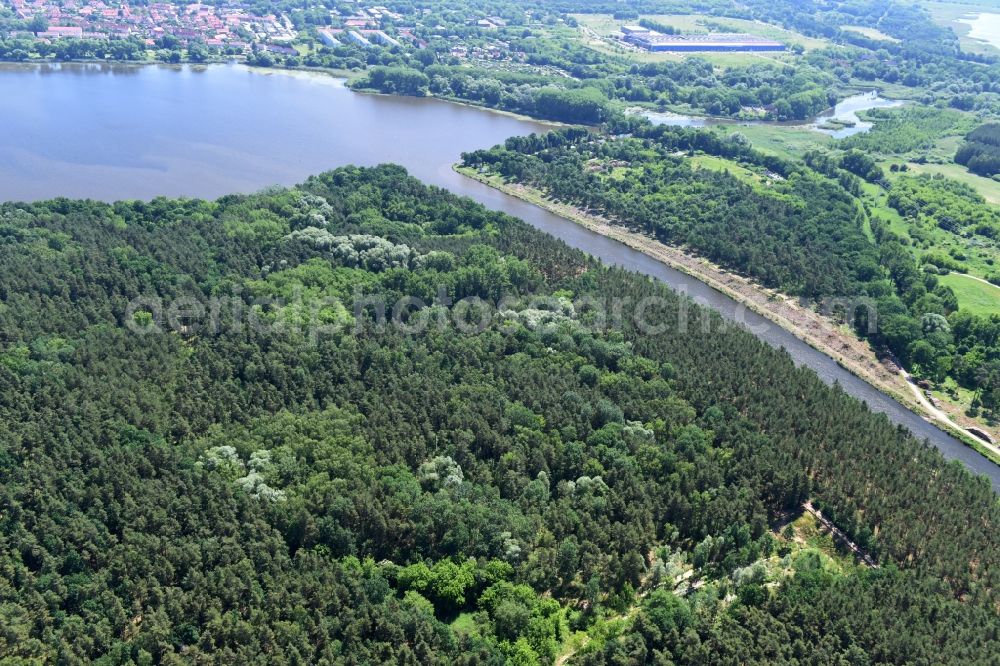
39;26;84;38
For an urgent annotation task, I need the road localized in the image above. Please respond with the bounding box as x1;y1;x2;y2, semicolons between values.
898;368;1000;458
803;501;879;567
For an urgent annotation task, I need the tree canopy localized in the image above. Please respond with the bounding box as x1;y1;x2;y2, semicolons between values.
0;165;997;663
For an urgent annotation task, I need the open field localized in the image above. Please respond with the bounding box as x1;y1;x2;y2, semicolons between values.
770;511;862;575
574;30;790;67
722;122;831;159
848;107;977;162
856;180;903;241
931;134;967;162
841;25;900;42
939;272;1000;315
869;170;999;280
902;161;1000;205
866;81;931;101
872;158;1000;292
688;153;765;186
600;150;780;189
576;13;832;50
571;13;828;66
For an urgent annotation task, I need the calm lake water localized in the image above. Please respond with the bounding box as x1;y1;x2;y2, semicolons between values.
1;62;996;489
959;12;1000;51
0;62;553;201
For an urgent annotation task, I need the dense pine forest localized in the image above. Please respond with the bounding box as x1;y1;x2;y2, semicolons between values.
956;123;1000;178
464;124;871;298
461;121;1000;419
0;165;997;663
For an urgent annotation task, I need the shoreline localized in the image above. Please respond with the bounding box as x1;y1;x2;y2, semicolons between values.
628;87;908;133
0;59;362;80
456;165;1000;465
347;84;569;126
0;59;556;126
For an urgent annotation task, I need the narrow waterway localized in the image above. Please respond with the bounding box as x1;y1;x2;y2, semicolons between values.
640;90;904;139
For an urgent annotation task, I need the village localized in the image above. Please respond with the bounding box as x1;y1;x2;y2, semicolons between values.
1;0;434;54
4;0;296;51
0;0;570;70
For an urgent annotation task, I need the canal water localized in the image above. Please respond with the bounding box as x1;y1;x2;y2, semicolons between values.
1;62;996;489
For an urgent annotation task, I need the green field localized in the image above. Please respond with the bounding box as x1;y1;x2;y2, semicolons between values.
847;106;978;161
571;13;829;66
841;25;900;42
858;180;907;241
874;169;1000;279
903;161;1000;205
449;612;481;637
722;123;831;160
688;153;772;188
642;14;833;50
784;513;858;572
939;273;1000;315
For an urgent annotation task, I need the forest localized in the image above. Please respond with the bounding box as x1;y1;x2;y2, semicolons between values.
464;124;871;298
0;165;997;664
351;65;614;124
461;121;1000;418
838;106;977;157
955;123;1000;179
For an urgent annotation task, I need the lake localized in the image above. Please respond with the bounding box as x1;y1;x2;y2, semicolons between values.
0;62;553;201
1;62;997;489
959;12;1000;51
